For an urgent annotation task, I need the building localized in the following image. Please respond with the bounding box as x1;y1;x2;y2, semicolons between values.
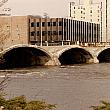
0;15;100;50
69;0;102;24
69;0;103;42
29;15;100;46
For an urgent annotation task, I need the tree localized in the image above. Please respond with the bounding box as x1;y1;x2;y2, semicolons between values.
91;101;110;110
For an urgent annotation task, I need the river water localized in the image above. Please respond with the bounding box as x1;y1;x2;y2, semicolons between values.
0;63;110;110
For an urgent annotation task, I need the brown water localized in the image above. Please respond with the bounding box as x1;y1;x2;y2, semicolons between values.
1;63;110;110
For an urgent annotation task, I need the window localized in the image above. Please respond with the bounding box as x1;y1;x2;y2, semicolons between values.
74;7;75;9
31;31;35;36
48;31;52;36
59;22;62;26
53;31;57;35
90;10;92;13
42;22;45;26
48;22;51;26
31;22;34;27
59;31;62;35
37;22;39;27
98;10;100;13
81;11;83;14
53;22;56;26
37;31;40;36
90;19;92;22
98;19;100;22
42;31;46;36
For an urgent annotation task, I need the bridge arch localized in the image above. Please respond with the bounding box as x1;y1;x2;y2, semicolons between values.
0;44;53;68
97;48;110;63
58;47;94;65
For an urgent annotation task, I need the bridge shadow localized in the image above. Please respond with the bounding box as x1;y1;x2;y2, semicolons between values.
98;48;110;63
0;47;51;69
58;48;93;65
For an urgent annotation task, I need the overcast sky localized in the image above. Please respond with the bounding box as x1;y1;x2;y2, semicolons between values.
4;0;101;17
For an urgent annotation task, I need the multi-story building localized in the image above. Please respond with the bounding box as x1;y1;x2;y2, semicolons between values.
29;15;100;46
68;0;107;42
0;15;100;50
69;0;102;23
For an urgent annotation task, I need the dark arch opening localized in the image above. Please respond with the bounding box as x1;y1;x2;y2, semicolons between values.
0;47;51;69
59;48;93;65
98;48;110;63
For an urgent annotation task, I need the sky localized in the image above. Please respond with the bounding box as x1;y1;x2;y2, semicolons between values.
3;0;101;17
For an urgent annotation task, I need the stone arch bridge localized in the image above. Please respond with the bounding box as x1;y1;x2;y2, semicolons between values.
0;44;110;68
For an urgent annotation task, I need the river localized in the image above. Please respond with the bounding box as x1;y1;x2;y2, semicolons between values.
0;63;110;110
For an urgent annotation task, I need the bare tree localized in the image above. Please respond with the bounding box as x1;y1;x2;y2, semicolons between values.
0;74;10;94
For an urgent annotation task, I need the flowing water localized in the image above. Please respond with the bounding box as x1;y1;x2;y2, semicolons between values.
1;63;110;110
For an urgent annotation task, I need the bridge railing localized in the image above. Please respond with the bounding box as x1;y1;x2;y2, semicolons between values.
31;41;110;47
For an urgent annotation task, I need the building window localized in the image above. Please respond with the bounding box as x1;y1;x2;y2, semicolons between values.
74;7;75;9
90;10;92;13
98;10;100;13
98;19;100;22
42;31;46;36
37;31;40;36
48;31;52;36
90;19;92;22
59;22;62;26
53;22;56;26
37;22;39;27
48;22;51;26
31;22;34;27
53;31;57;35
81;11;83;14
42;22;45;27
59;31;62;35
31;31;35;36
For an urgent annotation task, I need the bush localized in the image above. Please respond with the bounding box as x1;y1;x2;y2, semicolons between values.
91;101;110;110
0;95;56;110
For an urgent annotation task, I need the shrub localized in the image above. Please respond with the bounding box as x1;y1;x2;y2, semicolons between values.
0;95;56;110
